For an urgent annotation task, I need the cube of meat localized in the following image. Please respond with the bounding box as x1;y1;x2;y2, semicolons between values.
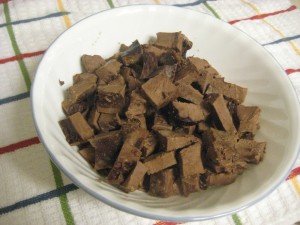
235;139;266;164
141;133;157;158
69;112;94;140
89;131;123;170
141;73;178;109
79;146;95;166
95;59;122;84
206;172;238;186
177;83;203;105
125;90;147;118
152;113;173;131
107;128;149;185
237;105;261;135
98;113;120;132
120;40;143;66
81;54;105;73
59;118;84;146
73;73;98;84
68;80;96;102
140;51;158;79
144;151;177;174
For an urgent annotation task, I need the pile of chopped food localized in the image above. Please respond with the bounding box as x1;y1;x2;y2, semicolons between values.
59;32;266;197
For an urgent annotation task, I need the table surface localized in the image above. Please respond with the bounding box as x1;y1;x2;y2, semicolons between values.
0;1;300;225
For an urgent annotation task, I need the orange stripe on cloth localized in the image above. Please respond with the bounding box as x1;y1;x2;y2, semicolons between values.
240;0;300;56
154;222;182;225
57;0;71;28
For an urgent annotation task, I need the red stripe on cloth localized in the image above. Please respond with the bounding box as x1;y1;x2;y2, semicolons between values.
286;68;300;75
154;222;182;225
0;0;10;3
0;137;40;154
287;167;300;180
0;50;45;65
229;5;297;25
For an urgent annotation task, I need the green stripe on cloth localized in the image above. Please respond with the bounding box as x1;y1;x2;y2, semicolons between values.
50;161;75;225
203;2;220;19
107;0;115;8
232;213;243;225
3;3;31;91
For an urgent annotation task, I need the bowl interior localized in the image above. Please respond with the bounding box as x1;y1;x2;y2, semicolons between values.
31;5;300;221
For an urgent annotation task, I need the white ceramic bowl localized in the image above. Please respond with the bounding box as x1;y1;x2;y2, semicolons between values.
31;5;300;222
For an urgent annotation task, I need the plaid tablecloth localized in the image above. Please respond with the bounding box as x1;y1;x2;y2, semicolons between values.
1;0;300;224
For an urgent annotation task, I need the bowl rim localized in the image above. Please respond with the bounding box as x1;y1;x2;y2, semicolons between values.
31;4;300;222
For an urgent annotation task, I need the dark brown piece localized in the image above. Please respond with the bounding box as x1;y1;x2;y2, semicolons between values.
207;94;236;133
73;73;98;84
88;107;100;130
140;51;158;79
177;83;203;105
152;113;173;132
121;161;148;192
62;99;87;116
79;146;95;166
206;172;237;186
120;67;141;93
148;168;177;198
59;118;84;145
141;73;178;109
126;91;147;118
144;151;177;174
120;40;143;66
107;128;149;185
82;54;105;73
235;139;266;164
180;174;201;196
68;80;96;102
69;112;94;140
157;130;200;151
89;131;123;170
98;113;119;132
141;133;157;158
95;59;122;84
237;105;261;135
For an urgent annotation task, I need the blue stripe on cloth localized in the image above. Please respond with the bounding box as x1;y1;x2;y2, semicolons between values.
0;184;78;215
0;11;70;28
263;33;300;46
173;0;215;7
0;92;30;105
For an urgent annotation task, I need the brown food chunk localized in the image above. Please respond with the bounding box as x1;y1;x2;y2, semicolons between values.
82;54;105;73
148;168;177;198
62;99;87;116
152;113;173;131
180;174;201;196
178;142;204;177
157;130;200;151
237;105;261;135
68;80;96;102
73;73;98;84
107;128;149;185
121;161;148;192
177;83;203;105
141;133;157;158
79;146;95;166
140;51;158;79
141;73;178;109
98;113;119;132
207;94;236;133
120;67;142;93
170;101;207;124
59;118;84;145
69;112;94;140
95;59;122;84
89;131;123;170
97;84;125;113
150;64;177;82
126;91;147;117
235;139;266;164
144;151;177;174
120;40;143;66
206;78;247;104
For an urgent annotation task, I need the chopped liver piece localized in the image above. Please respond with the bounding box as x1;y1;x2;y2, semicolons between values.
120;67;141;93
154;32;192;54
120;40;143;66
152;113;173;131
148;168;177;198
69;112;94;140
89;131;123;170
175;59;199;85
180;174;201;196
88;107;101;130
120;120;141;137
79;146;95;166
207;94;236;133
206;78;247;104
128;114;147;129
170;101;207;124
98;113;119;132
144;151;177;174
140;51;158;79
81;54;105;73
62;99;87;116
141;73;178;109
150;64;177;82
141;133;157;158
177;83;203;105
235;139;266;164
73;73;98;84
68;80;96;102
178;142;204;177
206;172;237;186
157;130;200;151
126;91;147;117
59;118;84;145
97;84;125;113
107;128;149;185
121;161;148;192
237;105;261;135
95;59;122;84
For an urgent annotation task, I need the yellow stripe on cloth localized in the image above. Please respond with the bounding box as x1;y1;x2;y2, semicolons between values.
153;0;161;4
57;0;71;28
240;0;300;56
292;177;300;197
